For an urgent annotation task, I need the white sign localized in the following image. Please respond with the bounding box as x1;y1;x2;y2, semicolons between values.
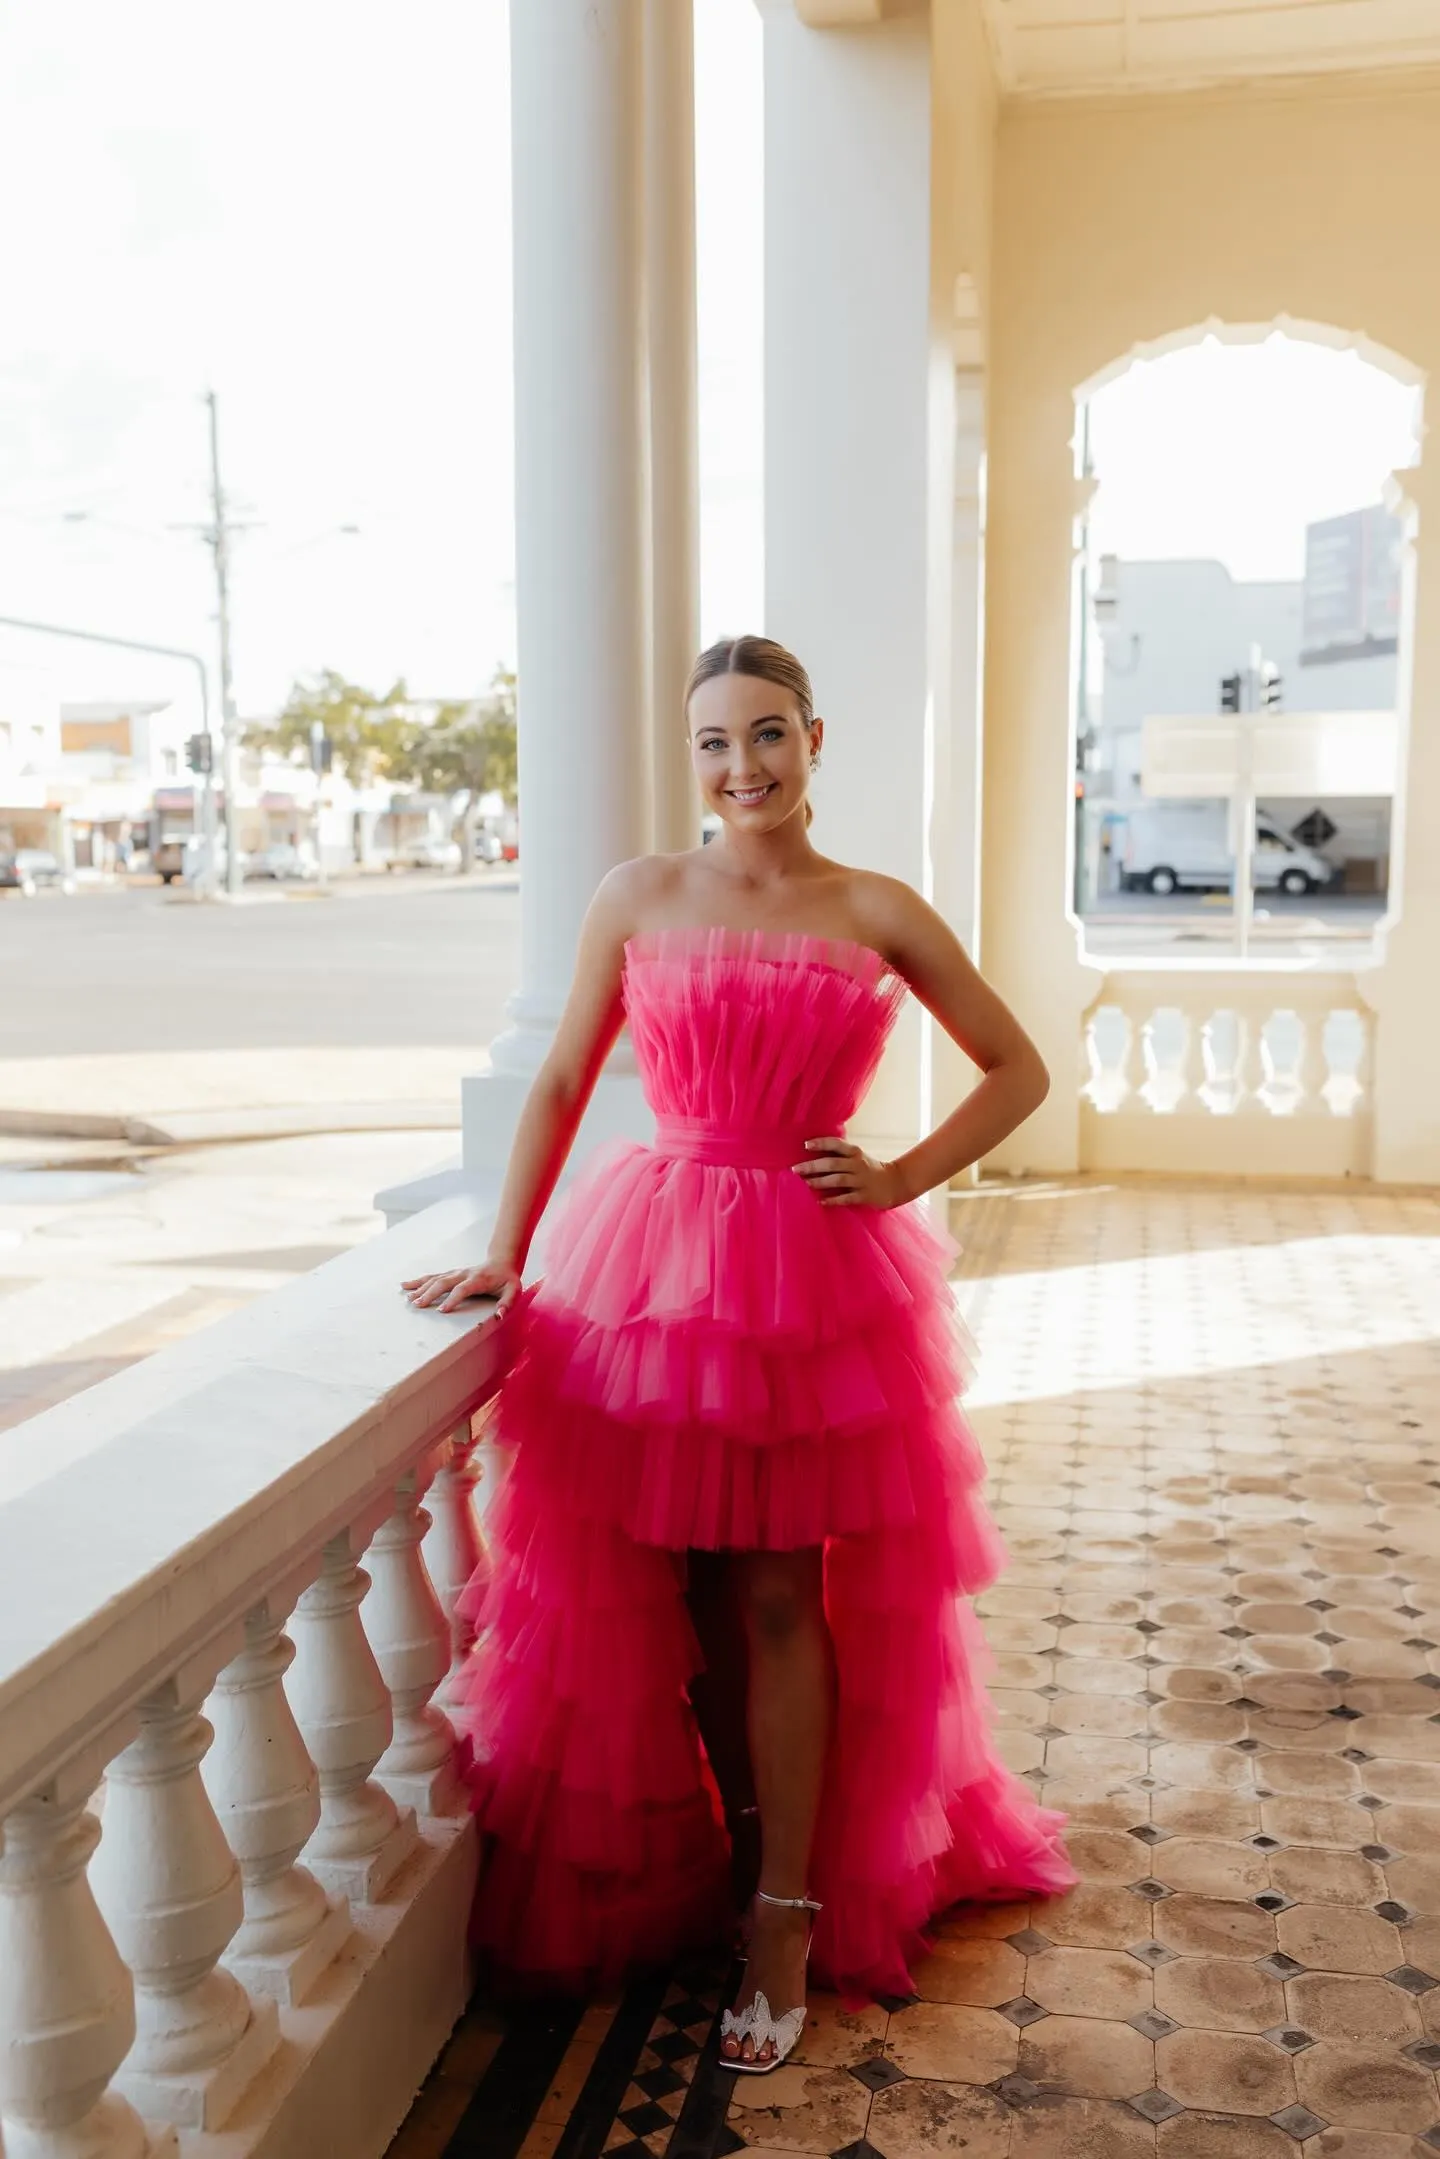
1141;712;1398;799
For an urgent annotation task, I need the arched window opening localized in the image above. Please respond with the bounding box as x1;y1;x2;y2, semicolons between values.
1070;326;1423;970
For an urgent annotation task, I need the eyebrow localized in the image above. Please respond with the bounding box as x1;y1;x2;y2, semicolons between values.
695;713;790;733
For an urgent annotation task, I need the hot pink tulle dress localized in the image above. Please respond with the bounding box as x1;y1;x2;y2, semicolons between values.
453;927;1074;2000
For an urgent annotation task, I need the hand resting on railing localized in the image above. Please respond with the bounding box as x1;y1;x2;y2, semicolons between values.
402;1257;522;1318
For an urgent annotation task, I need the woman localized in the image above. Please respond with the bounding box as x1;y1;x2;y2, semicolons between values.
404;635;1073;2073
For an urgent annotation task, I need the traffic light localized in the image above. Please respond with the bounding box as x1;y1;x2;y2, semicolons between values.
186;732;214;775
1261;666;1283;710
309;723;334;775
1219;674;1242;714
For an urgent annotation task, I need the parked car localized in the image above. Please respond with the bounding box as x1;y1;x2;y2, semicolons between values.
1119;804;1335;897
0;850;74;896
388;836;462;872
242;842;318;882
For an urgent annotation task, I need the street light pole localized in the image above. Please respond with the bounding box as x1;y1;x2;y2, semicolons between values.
205;390;243;898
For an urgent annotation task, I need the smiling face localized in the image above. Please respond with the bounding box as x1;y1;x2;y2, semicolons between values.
688;670;821;835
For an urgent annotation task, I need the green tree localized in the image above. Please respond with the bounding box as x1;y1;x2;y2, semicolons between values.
245;671;415;786
390;668;517;869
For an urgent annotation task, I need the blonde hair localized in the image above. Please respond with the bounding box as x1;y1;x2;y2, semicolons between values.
683;635;818;826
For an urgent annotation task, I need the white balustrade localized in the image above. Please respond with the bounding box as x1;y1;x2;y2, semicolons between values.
204;1601;352;2007
365;1474;464;1818
1080;969;1375;1176
0;1775;172;2159
0;1188;509;2159
288;1531;420;1902
88;1683;280;2132
421;1424;488;1715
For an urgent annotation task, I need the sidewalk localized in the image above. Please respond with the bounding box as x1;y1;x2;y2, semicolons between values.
0;1046;477;1146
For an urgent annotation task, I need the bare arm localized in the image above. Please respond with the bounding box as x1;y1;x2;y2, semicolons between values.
403;869;636;1310
793;880;1049;1208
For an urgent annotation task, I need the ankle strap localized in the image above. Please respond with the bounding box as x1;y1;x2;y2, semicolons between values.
756;1888;822;1913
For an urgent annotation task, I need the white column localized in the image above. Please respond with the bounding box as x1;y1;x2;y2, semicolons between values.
464;0;651;1185
645;0;702;854
287;1530;419;1904
88;1683;280;2133
203;1601;352;2008
926;344;989;1140
759;1;935;1159
458;0;659;1185
0;1777;168;2159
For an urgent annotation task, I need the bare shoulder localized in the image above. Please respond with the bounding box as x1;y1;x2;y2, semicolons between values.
589;852;685;936
844;871;958;968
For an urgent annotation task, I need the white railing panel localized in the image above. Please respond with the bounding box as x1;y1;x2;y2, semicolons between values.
0;1194;507;2159
1080;968;1375;1178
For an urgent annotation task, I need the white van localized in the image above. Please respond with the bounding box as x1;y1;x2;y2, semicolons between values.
1119;803;1334;897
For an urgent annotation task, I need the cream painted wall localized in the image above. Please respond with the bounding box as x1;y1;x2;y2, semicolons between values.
983;74;1440;1178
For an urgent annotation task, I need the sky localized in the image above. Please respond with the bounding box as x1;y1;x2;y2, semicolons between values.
0;1;1423;728
0;0;763;726
1088;335;1423;581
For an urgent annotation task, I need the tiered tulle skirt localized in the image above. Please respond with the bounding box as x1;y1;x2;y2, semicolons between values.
452;1136;1074;2000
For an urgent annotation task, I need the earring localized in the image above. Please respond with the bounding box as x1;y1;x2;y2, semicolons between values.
810;754;822;773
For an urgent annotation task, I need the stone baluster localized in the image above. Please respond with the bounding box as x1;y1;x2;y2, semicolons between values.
288;1530;419;1902
422;1425;489;1714
1351;1003;1375;1121
203;1600;352;2006
0;1776;172;2159
1232;1000;1271;1116
1132;1003;1159;1113
88;1683;279;2132
1175;1006;1207;1116
366;1473;464;1818
471;1419;514;1527
1293;1004;1331;1117
1195;1006;1225;1115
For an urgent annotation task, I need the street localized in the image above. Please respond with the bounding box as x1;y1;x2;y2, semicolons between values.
0;871;520;1055
1080;886;1385;957
0;873;522;1429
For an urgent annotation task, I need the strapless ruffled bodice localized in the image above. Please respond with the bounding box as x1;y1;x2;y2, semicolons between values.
624;927;904;1151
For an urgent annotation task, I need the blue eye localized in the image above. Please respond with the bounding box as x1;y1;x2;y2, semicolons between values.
699;737;725;753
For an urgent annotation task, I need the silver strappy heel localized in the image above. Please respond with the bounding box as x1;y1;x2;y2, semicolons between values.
720;1889;823;2076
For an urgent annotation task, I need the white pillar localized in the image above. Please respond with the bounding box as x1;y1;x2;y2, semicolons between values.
463;0;653;1181
926;320;989;1142
759;1;936;1158
645;0;702;854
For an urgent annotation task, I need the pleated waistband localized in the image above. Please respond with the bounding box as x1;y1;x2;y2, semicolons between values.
651;1117;836;1170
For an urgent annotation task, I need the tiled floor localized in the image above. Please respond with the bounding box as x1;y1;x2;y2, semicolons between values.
389;1175;1440;2159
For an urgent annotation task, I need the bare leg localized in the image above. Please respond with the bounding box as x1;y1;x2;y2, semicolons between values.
721;1547;833;2067
685;1550;760;1909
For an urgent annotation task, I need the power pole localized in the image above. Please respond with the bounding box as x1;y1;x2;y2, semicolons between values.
205;390;244;897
